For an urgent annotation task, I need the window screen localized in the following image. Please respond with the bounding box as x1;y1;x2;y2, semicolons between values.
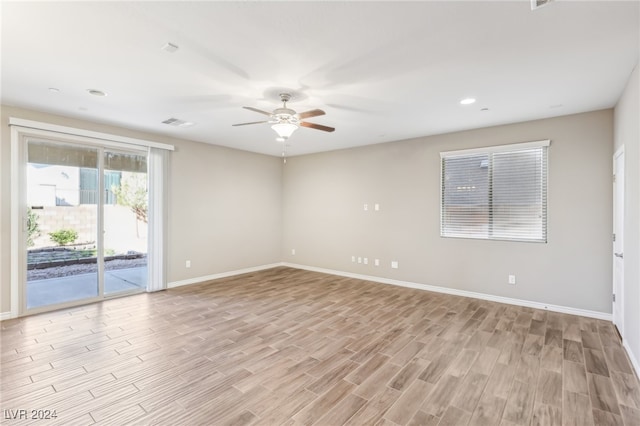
441;141;549;242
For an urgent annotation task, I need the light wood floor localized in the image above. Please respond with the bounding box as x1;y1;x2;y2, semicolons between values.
2;267;640;426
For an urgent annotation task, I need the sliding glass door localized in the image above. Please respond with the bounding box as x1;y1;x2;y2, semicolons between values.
24;139;147;312
103;149;148;295
26;140;100;309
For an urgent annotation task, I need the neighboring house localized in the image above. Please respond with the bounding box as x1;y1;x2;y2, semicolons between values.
27;163;121;207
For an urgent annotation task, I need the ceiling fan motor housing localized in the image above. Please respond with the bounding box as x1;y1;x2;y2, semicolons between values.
272;93;298;124
273;108;299;123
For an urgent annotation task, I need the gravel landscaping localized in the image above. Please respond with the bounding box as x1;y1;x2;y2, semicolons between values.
27;255;147;280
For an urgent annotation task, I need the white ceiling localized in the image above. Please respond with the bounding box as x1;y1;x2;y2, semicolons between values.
2;1;639;157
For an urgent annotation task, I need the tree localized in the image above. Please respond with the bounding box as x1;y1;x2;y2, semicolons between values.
27;208;41;247
112;172;148;223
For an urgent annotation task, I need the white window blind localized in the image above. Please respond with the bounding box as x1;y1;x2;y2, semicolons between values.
440;140;549;242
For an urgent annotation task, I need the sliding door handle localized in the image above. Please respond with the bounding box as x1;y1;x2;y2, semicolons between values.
614;252;624;259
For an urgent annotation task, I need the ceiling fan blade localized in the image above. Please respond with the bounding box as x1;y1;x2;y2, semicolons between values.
232;120;269;127
300;121;335;133
297;109;325;120
243;106;272;116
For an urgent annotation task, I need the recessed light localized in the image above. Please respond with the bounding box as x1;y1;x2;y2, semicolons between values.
460;98;476;105
48;87;59;93
87;89;107;97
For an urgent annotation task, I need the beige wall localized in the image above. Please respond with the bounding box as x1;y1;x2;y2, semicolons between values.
283;110;614;313
167;135;282;281
614;64;640;369
0;105;283;313
0;105;617;317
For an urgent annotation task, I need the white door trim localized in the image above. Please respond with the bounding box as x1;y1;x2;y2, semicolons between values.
10;126;24;318
613;146;625;336
9;118;175;151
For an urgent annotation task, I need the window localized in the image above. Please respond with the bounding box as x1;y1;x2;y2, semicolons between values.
440;140;549;242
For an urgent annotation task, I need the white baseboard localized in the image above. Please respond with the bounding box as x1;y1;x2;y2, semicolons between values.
282;262;612;321
623;340;640;379
166;261;612;321
167;263;284;289
0;311;14;321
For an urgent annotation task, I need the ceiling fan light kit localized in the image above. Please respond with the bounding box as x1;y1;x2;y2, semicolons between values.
271;122;298;139
233;92;335;141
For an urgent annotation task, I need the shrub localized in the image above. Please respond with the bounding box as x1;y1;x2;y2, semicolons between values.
27;208;41;247
49;229;78;246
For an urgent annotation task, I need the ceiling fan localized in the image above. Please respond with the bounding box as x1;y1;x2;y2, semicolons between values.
233;93;335;141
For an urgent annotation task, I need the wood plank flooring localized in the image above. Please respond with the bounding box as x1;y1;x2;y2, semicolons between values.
2;267;639;425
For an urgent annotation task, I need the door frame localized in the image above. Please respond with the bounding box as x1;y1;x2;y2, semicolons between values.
10;125;150;317
613;146;625;336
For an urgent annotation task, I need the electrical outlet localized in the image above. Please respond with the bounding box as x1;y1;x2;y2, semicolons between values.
185;260;191;268
391;261;399;269
374;203;380;211
364;257;368;265
374;258;380;266
358;257;362;264
352;256;356;263
363;204;368;211
508;274;516;285
291;249;296;255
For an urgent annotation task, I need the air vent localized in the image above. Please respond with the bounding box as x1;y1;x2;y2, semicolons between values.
161;42;179;53
162;118;195;127
531;0;554;10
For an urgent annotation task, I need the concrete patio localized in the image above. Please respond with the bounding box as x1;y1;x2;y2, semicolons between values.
27;266;147;309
